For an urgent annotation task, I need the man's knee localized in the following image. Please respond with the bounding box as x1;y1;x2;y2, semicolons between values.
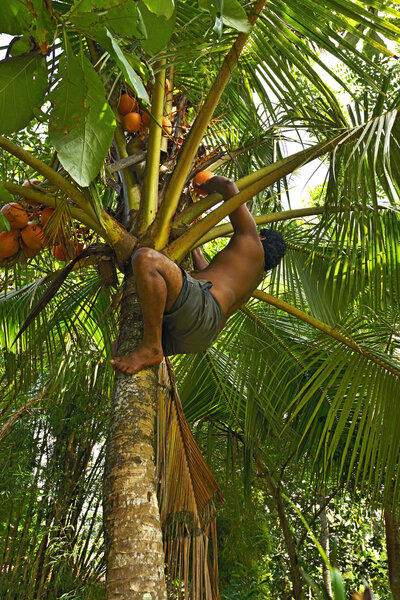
132;247;159;271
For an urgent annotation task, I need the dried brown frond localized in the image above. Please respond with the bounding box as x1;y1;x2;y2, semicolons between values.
157;359;223;599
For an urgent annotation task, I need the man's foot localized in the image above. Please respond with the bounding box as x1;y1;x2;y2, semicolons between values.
110;345;163;374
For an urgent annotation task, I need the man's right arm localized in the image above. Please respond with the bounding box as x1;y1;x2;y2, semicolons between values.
199;175;258;238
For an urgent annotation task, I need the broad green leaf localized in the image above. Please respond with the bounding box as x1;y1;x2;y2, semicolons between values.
0;1;31;35
95;29;149;102
49;47;115;187
141;0;175;19
330;568;346;600
221;0;251;33
69;0;132;9
67;0;145;39
9;35;31;57
138;1;176;54
0;54;47;135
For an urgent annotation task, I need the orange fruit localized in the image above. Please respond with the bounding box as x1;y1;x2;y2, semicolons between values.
52;244;68;261
118;93;136;115
41;207;55;227
52;242;83;262
1;202;29;229
0;229;19;258
21;222;45;250
193;171;214;196
162;116;172;136
121;112;142;133
141;111;151;128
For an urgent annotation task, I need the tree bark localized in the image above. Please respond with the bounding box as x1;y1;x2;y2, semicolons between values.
104;271;167;600
255;455;303;600
384;503;400;600
318;493;332;599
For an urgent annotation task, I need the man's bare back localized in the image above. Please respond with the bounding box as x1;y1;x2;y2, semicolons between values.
110;176;283;375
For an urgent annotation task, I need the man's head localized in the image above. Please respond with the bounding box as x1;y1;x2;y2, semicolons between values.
259;228;286;272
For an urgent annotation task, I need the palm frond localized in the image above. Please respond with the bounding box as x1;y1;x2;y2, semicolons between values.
157;359;222;599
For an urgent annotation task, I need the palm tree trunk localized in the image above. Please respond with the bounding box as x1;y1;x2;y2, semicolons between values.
255;455;303;600
318;493;332;599
384;504;400;600
104;271;167;599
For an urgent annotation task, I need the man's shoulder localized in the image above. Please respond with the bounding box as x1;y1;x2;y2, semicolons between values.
226;231;264;261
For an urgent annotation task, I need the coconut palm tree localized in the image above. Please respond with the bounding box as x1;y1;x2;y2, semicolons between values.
1;0;400;598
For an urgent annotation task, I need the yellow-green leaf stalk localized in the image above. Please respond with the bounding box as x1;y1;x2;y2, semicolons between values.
1;181;103;236
136;60;166;234
150;0;267;248
0;149;136;261
253;290;400;378
174;130;359;229
192;207;327;245
165;126;368;261
0;135;91;213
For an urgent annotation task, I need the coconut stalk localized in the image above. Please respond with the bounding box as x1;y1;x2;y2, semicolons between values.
0;136;136;260
150;0;268;248
0;181;107;237
136;60;166;234
192;205;388;245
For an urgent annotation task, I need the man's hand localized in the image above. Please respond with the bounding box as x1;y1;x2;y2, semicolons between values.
191;247;209;272
199;175;258;237
198;175;239;199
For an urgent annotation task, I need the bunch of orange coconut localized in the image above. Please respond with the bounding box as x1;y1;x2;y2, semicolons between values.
117;85;172;137
0;180;83;264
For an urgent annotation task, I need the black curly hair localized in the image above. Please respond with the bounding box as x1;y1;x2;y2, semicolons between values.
259;228;286;272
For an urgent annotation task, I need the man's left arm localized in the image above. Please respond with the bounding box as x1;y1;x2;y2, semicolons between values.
191;247;209;272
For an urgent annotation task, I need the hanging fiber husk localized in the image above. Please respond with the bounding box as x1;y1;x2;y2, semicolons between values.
157;359;223;599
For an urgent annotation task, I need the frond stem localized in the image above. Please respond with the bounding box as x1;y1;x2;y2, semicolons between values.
136;60;166;234
0;135;91;212
150;0;267;248
1;181;105;236
252;290;400;378
164;127;368;261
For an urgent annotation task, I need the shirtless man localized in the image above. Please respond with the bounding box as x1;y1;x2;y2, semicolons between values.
110;176;286;374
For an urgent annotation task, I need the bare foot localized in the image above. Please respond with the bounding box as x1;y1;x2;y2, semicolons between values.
110;345;163;374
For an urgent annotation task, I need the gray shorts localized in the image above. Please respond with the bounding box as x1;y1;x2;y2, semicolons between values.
162;268;223;356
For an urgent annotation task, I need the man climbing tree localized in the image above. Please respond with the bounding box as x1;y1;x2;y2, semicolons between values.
1;0;400;598
110;175;286;374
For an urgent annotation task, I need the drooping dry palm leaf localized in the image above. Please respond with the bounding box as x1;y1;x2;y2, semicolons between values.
157;359;223;599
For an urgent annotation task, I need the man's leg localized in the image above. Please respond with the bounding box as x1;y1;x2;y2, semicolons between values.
110;248;183;374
